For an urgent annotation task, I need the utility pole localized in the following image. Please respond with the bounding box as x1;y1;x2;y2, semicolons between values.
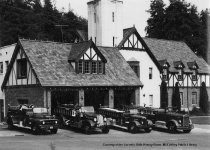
55;25;69;42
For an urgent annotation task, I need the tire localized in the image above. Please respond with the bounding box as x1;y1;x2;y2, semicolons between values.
31;126;40;135
168;123;177;133
51;128;58;134
183;129;191;133
102;127;109;134
7;118;14;130
128;123;137;134
145;128;152;133
83;124;91;134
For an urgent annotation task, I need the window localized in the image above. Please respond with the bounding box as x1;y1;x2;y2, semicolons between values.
113;36;115;47
112;12;115;22
94;12;96;23
84;61;90;74
149;68;153;79
178;69;183;80
0;62;3;73
192;92;197;104
5;61;9;71
78;61;83;73
162;68;168;81
17;59;27;79
18;99;28;105
192;70;197;81
92;62;97;74
131;65;140;77
98;61;103;74
149;95;153;106
180;92;183;105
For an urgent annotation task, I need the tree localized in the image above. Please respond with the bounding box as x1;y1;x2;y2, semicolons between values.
146;0;207;61
172;82;181;112
160;81;168;108
145;0;166;39
199;82;209;113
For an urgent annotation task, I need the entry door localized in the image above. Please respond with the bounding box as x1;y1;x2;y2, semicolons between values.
0;99;4;122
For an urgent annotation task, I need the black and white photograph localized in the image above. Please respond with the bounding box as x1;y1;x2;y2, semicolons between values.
0;0;209;149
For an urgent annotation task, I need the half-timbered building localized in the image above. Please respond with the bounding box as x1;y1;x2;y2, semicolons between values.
1;39;142;114
88;0;210;110
118;26;210;110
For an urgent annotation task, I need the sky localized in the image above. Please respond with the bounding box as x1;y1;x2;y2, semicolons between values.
54;0;210;36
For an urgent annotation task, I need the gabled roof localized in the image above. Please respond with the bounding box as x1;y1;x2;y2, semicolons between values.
158;59;170;68
187;61;199;70
68;40;106;62
118;27;162;72
173;61;185;69
143;38;210;74
2;39;142;88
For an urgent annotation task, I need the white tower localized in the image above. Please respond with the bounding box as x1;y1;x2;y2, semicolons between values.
87;0;123;47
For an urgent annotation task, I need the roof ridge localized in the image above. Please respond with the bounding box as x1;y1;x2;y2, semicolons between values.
19;38;75;45
143;37;185;44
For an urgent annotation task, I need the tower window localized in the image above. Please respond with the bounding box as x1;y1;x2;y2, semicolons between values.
112;12;115;22
0;62;3;73
113;36;115;47
94;13;96;23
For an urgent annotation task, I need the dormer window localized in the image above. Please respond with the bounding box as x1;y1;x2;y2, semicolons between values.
173;61;184;81
162;68;169;81
192;69;197;81
68;41;107;75
187;61;198;81
178;69;183;81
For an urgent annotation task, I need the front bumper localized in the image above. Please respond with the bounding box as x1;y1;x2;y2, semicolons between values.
38;124;59;131
177;124;194;130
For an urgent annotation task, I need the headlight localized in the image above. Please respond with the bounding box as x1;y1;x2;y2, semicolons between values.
94;118;97;122
189;119;192;124
55;121;58;124
104;117;107;121
178;120;182;124
42;121;45;125
141;120;144;124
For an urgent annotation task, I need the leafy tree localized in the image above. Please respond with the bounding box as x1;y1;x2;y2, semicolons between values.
172;82;181;112
145;0;166;39
0;0;88;46
146;0;208;61
160;81;168;108
199;82;209;113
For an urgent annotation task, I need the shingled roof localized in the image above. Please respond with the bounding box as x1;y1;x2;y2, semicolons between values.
143;38;210;74
3;39;142;87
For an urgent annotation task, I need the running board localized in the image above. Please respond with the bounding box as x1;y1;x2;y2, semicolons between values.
13;124;31;130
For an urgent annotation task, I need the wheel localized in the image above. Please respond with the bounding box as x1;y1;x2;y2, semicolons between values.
183;129;191;133
83;125;91;134
7;118;14;130
51;128;58;134
128;123;137;134
102;127;109;134
168;123;177;133
145;128;152;133
31;126;40;135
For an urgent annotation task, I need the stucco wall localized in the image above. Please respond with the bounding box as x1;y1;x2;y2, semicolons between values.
120;50;161;108
88;0;123;47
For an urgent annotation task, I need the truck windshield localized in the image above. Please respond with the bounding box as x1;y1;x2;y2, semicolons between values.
81;106;95;113
33;108;48;114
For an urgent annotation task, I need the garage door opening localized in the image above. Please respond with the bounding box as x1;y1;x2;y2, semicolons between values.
114;90;133;109
84;90;108;111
